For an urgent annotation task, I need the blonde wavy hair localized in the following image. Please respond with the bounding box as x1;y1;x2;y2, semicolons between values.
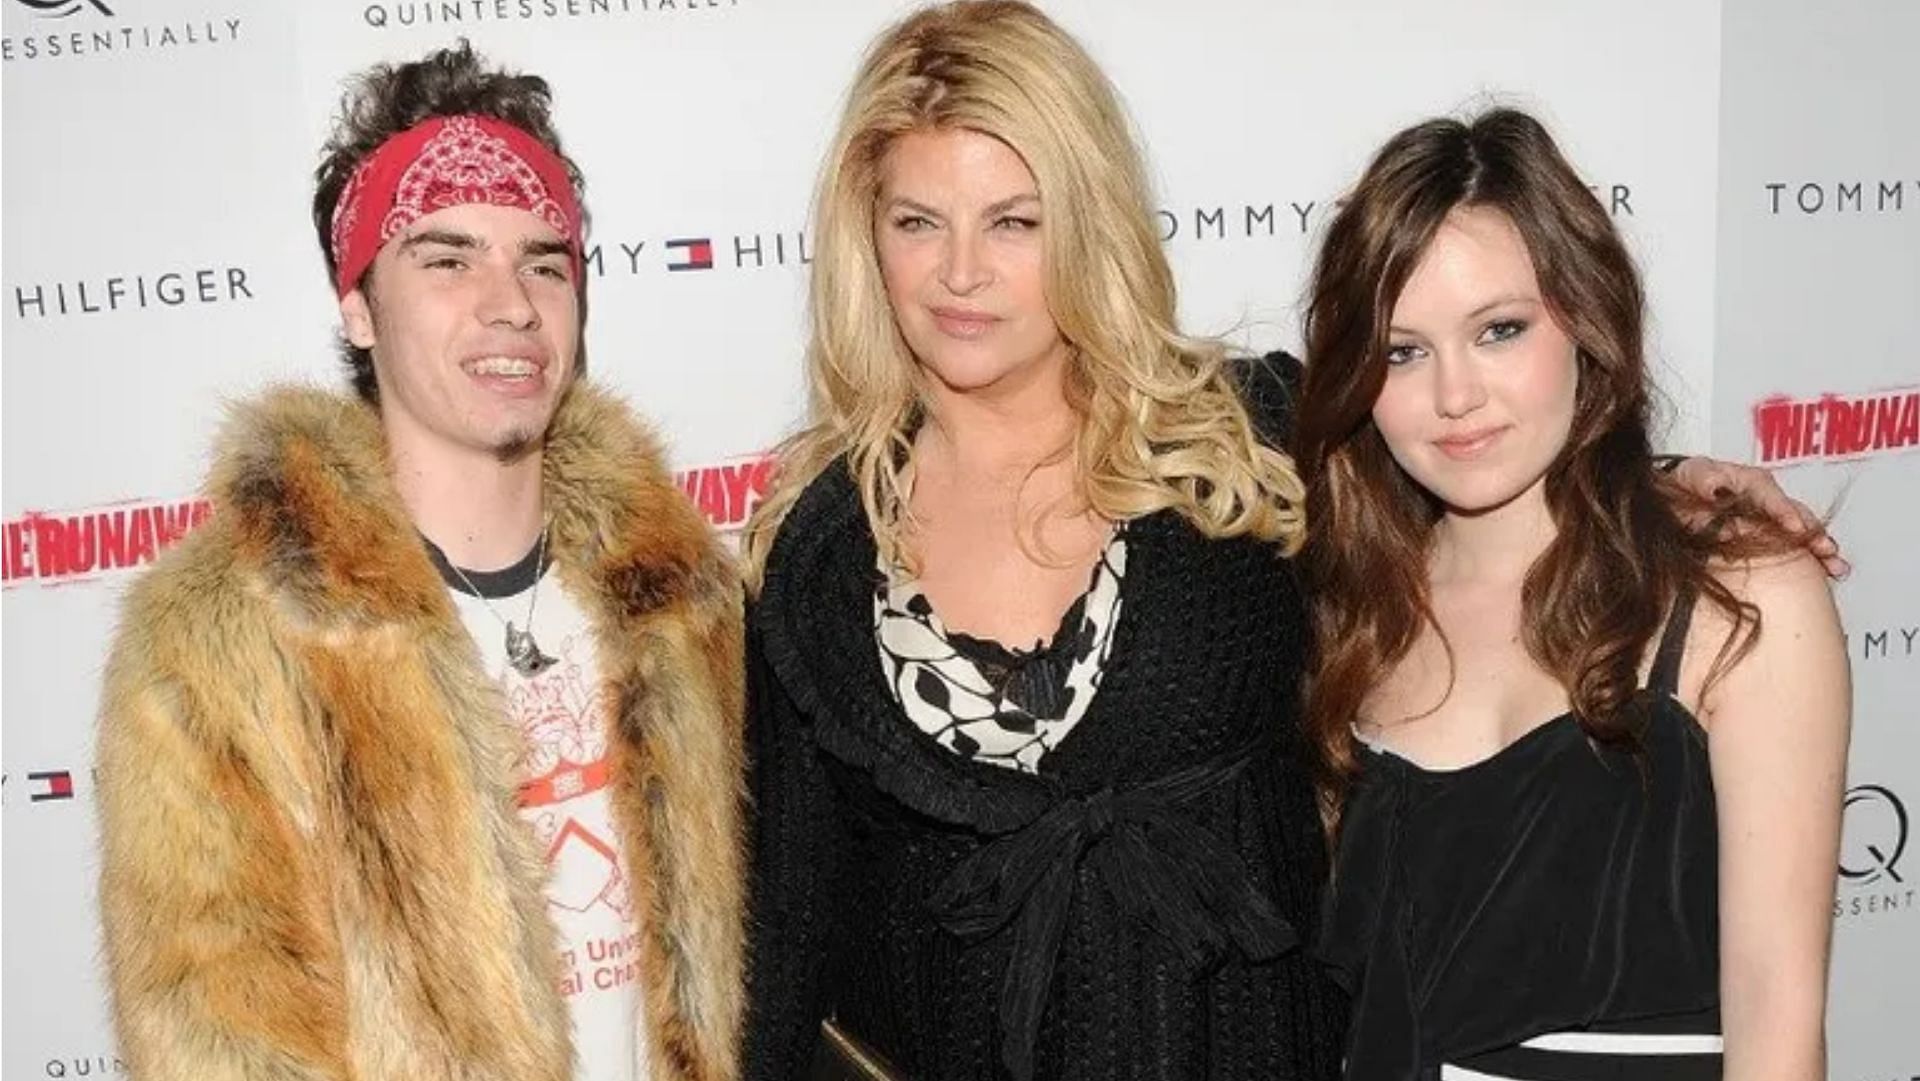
743;0;1305;589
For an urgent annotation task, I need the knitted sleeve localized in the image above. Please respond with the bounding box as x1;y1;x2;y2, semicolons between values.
741;612;852;1081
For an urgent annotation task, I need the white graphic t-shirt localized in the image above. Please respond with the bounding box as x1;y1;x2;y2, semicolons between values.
431;538;647;1081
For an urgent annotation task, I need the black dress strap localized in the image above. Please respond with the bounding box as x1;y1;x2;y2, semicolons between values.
1648;587;1699;697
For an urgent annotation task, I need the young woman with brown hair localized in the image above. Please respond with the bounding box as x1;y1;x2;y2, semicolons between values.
1302;109;1850;1079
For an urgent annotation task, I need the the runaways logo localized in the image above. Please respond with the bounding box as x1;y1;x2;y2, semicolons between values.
1;471;762;584
1751;386;1920;466
1836;782;1914;920
675;453;773;533
2;497;212;589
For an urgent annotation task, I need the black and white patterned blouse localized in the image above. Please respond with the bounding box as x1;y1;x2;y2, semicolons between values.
873;533;1126;773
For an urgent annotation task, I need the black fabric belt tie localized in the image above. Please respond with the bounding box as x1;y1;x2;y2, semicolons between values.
928;747;1299;1081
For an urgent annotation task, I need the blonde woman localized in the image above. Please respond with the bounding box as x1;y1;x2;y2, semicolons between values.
739;5;1828;1080
741;5;1337;1079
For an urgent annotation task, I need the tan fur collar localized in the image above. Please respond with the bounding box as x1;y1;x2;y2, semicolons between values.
206;381;714;628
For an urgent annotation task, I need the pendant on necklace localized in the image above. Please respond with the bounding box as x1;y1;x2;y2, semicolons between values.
504;622;555;677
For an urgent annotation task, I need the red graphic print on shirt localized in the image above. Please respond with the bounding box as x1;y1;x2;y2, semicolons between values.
511;634;633;923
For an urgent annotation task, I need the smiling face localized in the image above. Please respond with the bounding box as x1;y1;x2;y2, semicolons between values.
1370;205;1580;517
339;200;580;465
873;127;1071;399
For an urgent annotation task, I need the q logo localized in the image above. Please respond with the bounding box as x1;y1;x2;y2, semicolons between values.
1839;784;1908;887
9;0;115;18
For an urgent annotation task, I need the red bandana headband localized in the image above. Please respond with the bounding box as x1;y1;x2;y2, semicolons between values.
328;114;584;296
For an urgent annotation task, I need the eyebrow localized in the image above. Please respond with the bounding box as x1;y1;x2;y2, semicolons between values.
881;192;1042;218
984;192;1040;216
1465;294;1539;320
520;237;574;260
398;229;483;254
396;230;572;260
1387;294;1541;335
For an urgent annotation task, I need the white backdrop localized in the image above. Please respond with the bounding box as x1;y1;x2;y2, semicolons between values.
1;0;1910;1077
1712;1;1920;1073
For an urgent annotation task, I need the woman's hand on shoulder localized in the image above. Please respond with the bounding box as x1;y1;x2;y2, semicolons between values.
1669;457;1849;577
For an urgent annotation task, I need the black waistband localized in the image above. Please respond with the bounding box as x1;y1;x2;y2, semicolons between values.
926;742;1299;1081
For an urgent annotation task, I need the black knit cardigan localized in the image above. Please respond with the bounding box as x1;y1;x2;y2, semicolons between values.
742;353;1346;1081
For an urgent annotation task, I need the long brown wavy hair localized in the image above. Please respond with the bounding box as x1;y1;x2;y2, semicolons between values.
1297;108;1792;821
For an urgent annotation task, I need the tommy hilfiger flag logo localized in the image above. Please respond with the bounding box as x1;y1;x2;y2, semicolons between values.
665;237;714;272
27;770;75;802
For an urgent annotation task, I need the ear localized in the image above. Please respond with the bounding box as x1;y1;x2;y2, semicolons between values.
340;287;377;350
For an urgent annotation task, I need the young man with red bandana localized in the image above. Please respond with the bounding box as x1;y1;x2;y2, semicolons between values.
94;43;744;1081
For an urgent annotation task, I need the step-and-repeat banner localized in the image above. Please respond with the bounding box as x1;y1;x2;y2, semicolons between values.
1712;0;1919;1067
2;0;1909;1076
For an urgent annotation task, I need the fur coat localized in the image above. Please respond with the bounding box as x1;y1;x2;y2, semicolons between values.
95;382;745;1081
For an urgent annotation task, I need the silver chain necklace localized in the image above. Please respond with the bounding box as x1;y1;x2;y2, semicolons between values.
444;521;556;678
